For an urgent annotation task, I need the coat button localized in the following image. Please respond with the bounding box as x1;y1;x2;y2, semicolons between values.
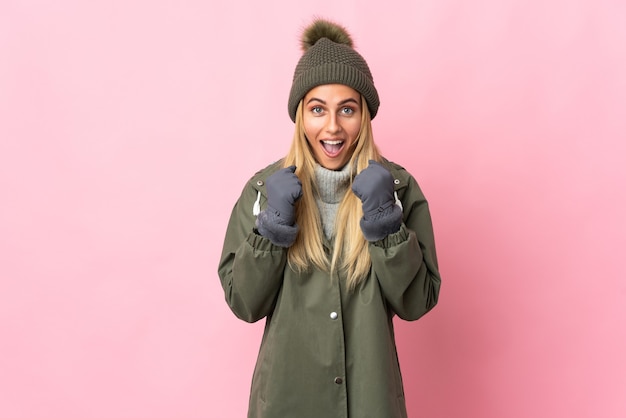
330;312;338;320
394;179;400;185
334;377;343;384
256;180;264;186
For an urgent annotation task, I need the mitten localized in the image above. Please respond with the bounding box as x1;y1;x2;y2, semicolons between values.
351;160;402;241
256;166;303;247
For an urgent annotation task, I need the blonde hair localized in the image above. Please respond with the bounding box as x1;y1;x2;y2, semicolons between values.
283;96;381;289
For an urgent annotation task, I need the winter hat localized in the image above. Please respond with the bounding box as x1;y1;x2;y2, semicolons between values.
288;19;380;122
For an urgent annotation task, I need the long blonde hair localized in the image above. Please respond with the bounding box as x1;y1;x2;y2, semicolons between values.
283;96;381;289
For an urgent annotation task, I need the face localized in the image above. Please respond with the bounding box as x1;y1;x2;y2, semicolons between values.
302;84;362;170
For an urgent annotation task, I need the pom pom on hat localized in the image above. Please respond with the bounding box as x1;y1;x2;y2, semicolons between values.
288;18;380;122
300;19;353;51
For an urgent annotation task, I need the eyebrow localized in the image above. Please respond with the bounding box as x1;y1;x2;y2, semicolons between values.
306;97;360;106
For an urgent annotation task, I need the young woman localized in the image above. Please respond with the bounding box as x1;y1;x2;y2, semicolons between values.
218;18;442;418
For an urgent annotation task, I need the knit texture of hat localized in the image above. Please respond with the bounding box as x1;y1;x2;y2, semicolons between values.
288;19;380;122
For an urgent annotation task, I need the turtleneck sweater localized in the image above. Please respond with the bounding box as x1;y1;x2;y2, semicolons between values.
314;164;351;239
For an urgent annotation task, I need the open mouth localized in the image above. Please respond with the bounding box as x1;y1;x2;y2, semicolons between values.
321;140;344;156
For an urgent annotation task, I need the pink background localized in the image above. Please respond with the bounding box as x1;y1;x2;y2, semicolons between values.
1;1;625;417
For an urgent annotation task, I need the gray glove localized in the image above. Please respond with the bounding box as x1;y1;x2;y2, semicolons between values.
351;160;402;241
265;165;302;225
256;166;302;247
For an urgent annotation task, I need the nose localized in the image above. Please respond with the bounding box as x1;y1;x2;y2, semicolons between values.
325;113;342;134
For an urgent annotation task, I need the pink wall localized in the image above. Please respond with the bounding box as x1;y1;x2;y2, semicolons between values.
1;1;624;417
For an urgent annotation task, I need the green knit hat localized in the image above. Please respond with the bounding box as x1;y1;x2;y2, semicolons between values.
288;19;380;122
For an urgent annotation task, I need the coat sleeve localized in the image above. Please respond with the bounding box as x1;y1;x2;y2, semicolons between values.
217;181;288;323
369;174;441;321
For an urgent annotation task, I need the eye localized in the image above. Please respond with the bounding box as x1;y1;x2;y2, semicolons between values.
341;107;355;115
310;106;323;114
